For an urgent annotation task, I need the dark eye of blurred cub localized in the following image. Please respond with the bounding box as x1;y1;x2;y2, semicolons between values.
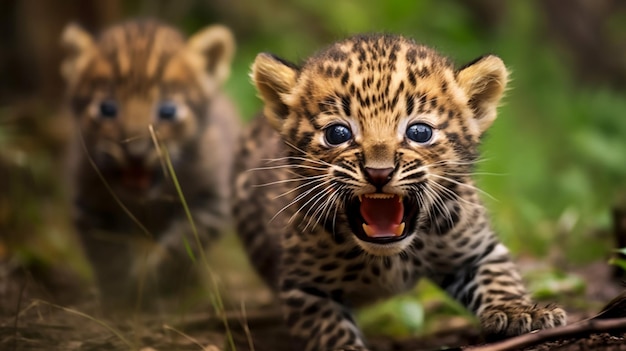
158;101;178;121
99;100;118;118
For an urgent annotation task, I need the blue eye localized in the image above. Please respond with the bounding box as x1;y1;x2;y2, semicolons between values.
406;123;433;143
324;124;352;146
99;100;117;118
158;102;178;121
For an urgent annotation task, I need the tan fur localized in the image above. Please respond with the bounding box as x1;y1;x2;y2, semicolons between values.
62;19;240;309
235;34;564;350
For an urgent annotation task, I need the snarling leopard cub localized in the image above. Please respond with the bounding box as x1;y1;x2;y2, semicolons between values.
234;34;566;350
62;20;240;307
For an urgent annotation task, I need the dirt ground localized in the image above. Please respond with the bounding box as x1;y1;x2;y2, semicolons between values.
1;255;625;351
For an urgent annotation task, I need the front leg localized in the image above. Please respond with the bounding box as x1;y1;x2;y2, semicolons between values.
437;242;567;337
280;286;368;351
134;201;226;294
160;190;228;259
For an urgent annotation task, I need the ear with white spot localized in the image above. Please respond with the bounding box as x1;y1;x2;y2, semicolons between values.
456;55;508;134
251;53;298;131
187;25;235;87
60;23;94;88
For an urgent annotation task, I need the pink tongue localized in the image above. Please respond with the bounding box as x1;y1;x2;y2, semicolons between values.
359;195;404;237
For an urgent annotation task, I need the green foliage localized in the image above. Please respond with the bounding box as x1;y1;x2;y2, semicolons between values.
609;248;626;272
358;297;425;337
357;280;474;337
527;270;586;299
610;258;626;272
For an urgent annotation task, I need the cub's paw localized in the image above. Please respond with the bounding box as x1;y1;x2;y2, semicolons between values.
480;304;567;337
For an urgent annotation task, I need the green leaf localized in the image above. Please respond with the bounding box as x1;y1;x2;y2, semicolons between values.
609;257;626;271
357;297;425;337
528;271;586;299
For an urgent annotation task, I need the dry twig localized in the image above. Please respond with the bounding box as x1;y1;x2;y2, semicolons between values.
466;317;626;351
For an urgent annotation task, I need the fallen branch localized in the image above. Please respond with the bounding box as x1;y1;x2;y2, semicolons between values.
465;317;626;351
171;308;284;332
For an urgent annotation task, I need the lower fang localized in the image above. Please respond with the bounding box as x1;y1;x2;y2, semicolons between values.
362;223;375;236
394;222;405;236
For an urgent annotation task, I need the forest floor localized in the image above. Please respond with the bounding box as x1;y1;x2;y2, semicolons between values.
1;250;625;351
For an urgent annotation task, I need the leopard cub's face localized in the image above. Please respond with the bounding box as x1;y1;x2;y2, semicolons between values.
253;35;508;255
62;20;234;193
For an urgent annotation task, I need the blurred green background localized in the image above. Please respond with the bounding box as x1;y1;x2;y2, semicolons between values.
1;0;625;315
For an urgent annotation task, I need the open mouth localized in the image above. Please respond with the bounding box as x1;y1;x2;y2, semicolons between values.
346;193;419;244
116;165;162;192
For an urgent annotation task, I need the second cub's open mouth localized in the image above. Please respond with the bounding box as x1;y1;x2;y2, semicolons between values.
346;193;418;244
114;165;163;192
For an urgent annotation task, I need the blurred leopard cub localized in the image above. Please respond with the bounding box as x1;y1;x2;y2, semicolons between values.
235;34;566;350
61;20;240;307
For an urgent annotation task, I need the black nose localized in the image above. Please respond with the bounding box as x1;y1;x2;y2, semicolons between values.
364;167;394;189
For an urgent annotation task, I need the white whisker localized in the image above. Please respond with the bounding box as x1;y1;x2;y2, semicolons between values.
269;179;331;223
253;174;326;188
320;187;341;232
247;164;327;172
428;180;482;211
444;171;507;177
289;180;334;226
262;156;333;167
272;176;327;200
417;185;436;228
320;185;347;232
428;173;498;202
299;185;335;230
309;187;337;230
428;158;491;167
423;185;455;231
283;141;330;164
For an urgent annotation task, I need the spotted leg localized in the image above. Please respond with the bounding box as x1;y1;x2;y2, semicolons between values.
279;285;368;351
436;242;567;337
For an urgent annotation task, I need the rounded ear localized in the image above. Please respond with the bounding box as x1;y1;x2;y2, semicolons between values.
187;25;235;87
60;23;95;86
251;53;298;131
456;55;508;134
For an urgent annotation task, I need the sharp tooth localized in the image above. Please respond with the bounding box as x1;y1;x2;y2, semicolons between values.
358;195;363;202
362;223;375;237
398;196;403;203
394;222;405;236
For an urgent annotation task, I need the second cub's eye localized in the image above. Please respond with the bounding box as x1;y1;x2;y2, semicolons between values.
99;100;118;118
406;123;433;144
324;124;352;146
158;101;178;121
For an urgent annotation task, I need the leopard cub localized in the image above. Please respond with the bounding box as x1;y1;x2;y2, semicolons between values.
62;20;240;308
235;34;566;350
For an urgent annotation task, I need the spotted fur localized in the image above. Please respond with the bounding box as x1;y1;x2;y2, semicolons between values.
62;20;240;308
235;34;566;350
